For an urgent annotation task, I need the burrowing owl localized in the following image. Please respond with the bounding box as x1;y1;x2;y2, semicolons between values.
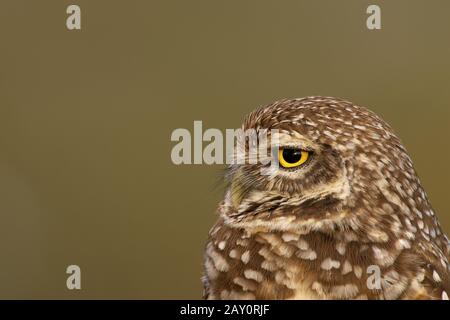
202;96;450;300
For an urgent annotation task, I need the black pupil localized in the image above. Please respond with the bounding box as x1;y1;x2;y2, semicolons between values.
282;149;302;163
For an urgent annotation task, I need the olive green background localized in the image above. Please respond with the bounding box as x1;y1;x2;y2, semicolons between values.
0;0;449;299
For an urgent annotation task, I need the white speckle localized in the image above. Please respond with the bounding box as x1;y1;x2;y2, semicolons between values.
241;250;250;264
233;277;256;292
417;220;424;230
354;266;362;279
395;239;411;250
443;291;449;300
257;246;274;261
321;258;340;270
323;130;337;140
359;245;369;252
404;217;417;233
342;260;352;275
261;260;277;271
297;239;309;250
218;241;226;250
258;233;281;248
297;250;317;260
372;246;389;260
336;242;346;255
373;230;390;242
415;209;423;219
207;244;229;272
244;269;264;282
344;232;358;242
416;269;425;282
305;120;317;127
236;238;249;246
404;231;416;240
430;228;436;238
210;226;220;236
274;271;296;289
281;232;299;242
273;244;295;258
433;270;441;282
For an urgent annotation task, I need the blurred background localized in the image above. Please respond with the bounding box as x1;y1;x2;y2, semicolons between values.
0;0;449;298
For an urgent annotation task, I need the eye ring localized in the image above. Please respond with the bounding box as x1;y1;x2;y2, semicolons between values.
278;148;310;168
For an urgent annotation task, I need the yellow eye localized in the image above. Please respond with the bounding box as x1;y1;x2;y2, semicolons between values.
278;148;310;168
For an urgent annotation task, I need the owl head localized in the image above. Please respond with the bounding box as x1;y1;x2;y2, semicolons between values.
223;96;427;236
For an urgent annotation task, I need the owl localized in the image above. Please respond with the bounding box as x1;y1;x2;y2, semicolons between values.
202;96;450;300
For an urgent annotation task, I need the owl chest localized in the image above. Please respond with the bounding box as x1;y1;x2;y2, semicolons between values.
206;228;323;299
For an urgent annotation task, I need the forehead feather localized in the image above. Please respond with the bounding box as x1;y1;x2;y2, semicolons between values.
243;96;402;154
